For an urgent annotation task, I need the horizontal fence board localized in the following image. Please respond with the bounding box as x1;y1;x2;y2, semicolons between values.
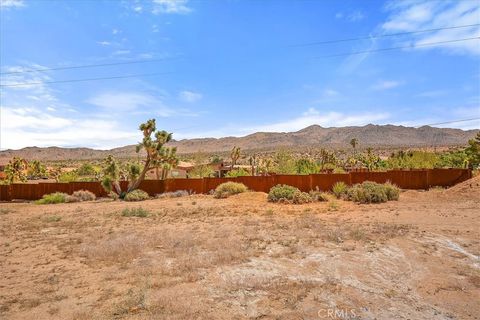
0;169;471;201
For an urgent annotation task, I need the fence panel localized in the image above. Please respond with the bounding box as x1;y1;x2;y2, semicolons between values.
275;175;311;192
236;176;277;192
311;173;351;191
164;178;204;194
427;168;471;187
1;169;472;200
0;185;11;201
386;170;428;189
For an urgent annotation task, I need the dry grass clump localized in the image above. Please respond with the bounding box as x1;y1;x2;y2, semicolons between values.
72;190;96;201
332;181;348;199
124;189;149;201
35;192;68;204
121;207;150;217
213;182;248;198
80;234;148;265
156;190;191;198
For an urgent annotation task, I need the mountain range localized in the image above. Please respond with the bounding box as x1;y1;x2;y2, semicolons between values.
0;124;478;162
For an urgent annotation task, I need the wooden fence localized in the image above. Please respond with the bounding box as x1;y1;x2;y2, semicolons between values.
0;168;472;201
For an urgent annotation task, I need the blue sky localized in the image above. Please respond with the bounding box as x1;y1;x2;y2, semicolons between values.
1;0;479;149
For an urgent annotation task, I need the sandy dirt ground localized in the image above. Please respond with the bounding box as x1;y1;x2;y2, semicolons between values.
0;177;479;320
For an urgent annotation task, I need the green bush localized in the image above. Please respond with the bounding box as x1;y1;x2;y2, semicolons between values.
35;192;68;204
124;189;149;201
72;190;96;201
121;207;149;217
268;184;299;202
346;181;389;204
332;182;348;199
384;182;400;201
214;182;248;198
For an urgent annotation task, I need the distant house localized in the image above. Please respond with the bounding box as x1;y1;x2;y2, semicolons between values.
145;161;235;179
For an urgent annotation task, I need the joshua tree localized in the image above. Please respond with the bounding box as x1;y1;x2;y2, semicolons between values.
350;138;358;157
5;157;28;183
230;146;241;170
27;160;46;179
126;119;178;193
249;154;257;176
101;155;122;195
258;158;273;175
465;132;480;168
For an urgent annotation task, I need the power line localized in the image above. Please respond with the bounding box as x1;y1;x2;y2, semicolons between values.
0;56;181;75
0;71;174;87
314;37;480;58
417;117;480;128
289;23;480;47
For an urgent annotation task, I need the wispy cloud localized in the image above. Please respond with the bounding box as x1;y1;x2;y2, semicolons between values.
179;90;202;103
86;91;173;116
382;0;480;55
0;0;24;9
152;0;191;15
335;10;365;22
97;41;111;46
371;80;402;90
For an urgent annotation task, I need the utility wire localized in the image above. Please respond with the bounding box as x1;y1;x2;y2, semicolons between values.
2;24;477;75
416;117;480;128
0;56;181;75
290;23;480;47
314;37;480;58
0;72;174;87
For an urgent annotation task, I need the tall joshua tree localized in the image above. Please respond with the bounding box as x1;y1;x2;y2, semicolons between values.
350;138;358;157
230;146;241;170
127;119;178;193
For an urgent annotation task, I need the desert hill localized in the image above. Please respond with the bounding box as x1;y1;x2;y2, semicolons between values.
0;124;477;161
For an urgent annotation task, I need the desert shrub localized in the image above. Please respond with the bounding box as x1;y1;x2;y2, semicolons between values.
72;190;96;201
124;189;149;202
268;184;316;204
35;192;67;204
156;190;190;198
346;181;389;204
384;182;400;201
292;191;313;204
332;181;348;199
121;207;149;217
225;168;250;177
309;188;329;202
65;195;80;203
268;184;298;202
213;182;248;198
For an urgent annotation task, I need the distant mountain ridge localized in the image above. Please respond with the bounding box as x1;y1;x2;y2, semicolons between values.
0;124;478;161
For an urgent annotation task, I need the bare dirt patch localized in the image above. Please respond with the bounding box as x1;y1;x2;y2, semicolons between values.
0;185;479;319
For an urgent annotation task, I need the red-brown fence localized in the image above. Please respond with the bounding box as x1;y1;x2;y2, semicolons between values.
0;168;472;201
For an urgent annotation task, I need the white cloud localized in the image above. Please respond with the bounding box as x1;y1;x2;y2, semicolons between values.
372;80;402;90
133;5;143;13
112;50;131;55
179;90;202;103
112;29;119;35
382;0;480;55
0;0;24;9
87;91;172;116
323;89;339;97
1;107;138;149
246;108;390;133
152;0;191;14
97;41;111;46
